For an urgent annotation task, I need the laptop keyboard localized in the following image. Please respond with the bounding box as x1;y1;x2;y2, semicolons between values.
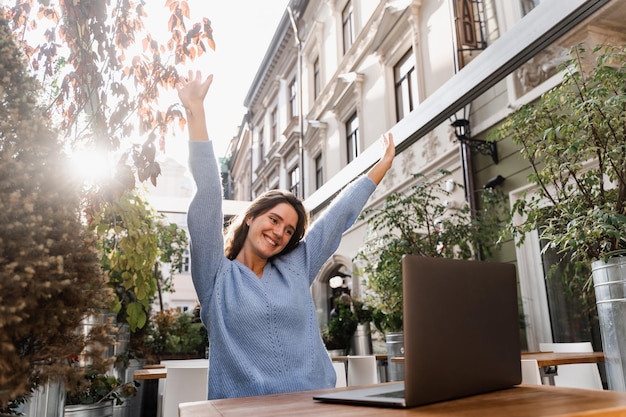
368;389;405;399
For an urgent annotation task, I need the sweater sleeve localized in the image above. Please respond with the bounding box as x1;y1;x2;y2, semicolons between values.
187;140;225;306
301;176;377;284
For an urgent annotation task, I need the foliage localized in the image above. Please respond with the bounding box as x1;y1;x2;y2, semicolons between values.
65;369;137;406
155;220;188;301
493;44;626;280
143;308;207;359
356;171;508;333
352;298;374;324
2;0;214;193
91;192;187;332
321;294;359;352
0;17;114;406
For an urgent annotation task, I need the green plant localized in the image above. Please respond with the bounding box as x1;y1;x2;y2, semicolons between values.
143;308;208;358
356;171;508;333
65;369;137;406
321;295;359;352
91;192;187;332
493;43;626;283
352;298;374;324
0;17;113;407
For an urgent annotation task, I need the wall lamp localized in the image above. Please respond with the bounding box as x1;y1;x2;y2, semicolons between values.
483;174;506;189
450;116;499;164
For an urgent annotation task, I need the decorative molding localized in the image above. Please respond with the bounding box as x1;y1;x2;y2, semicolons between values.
513;45;568;97
421;131;440;164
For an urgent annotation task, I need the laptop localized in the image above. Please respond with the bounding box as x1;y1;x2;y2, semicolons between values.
313;255;521;408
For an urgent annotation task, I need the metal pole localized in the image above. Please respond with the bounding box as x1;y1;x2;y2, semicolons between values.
287;6;305;200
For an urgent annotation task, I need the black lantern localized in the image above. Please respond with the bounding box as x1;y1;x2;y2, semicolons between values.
450;112;498;164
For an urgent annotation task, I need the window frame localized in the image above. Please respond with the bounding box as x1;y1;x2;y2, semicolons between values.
345;112;359;164
394;49;418;122
342;0;355;55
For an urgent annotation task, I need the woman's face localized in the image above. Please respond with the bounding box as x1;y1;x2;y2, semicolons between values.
246;202;299;259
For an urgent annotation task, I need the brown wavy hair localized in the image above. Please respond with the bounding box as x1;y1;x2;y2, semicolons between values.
224;190;309;260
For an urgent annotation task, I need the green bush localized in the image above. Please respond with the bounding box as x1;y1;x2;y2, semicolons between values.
144;309;208;357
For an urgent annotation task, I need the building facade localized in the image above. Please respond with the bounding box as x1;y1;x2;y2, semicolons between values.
226;0;626;350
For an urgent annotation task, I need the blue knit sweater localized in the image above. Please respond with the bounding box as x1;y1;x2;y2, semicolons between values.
187;140;376;399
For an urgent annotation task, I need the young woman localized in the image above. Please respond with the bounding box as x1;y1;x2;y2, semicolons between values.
178;70;395;399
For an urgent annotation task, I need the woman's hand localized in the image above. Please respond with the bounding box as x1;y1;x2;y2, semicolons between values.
367;132;396;185
380;132;395;167
177;70;213;113
177;70;213;141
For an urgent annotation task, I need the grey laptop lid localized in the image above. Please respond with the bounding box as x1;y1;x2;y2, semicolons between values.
314;255;521;408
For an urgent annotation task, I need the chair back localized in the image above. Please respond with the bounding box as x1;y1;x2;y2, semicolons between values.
520;359;542;385
333;362;347;387
347;355;378;387
159;359;209;417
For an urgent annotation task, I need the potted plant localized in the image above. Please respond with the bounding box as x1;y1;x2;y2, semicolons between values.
321;294;359;356
0;17;114;412
350;298;375;355
493;43;626;390
64;369;137;417
355;170;507;380
143;308;208;363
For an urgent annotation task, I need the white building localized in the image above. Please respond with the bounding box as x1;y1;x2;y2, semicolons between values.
226;0;626;353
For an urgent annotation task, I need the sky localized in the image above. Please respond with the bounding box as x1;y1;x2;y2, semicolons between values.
150;1;291;162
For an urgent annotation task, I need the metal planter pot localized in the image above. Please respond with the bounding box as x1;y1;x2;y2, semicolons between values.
592;257;626;391
64;401;114;417
385;331;405;382
350;323;373;356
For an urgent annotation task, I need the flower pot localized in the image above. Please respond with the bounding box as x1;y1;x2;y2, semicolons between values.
350;323;373;356
64;401;114;417
113;358;145;417
385;332;404;382
592;257;626;391
21;377;66;417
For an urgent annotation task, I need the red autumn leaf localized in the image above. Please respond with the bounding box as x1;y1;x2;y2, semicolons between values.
180;1;191;19
165;0;178;12
206;38;215;52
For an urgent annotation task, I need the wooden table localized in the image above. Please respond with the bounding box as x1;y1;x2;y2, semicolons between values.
521;351;605;367
331;354;390;362
178;384;626;417
134;352;605;383
134;367;167;380
389;352;605;386
522;351;605;386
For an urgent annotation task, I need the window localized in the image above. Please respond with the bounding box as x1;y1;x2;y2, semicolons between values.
315;154;323;190
289;78;297;119
521;0;540;16
258;128;264;160
270;107;278;144
180;249;190;273
453;0;487;69
289;166;300;196
342;1;355;55
394;50;417;122
313;57;321;100
346;112;359;163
